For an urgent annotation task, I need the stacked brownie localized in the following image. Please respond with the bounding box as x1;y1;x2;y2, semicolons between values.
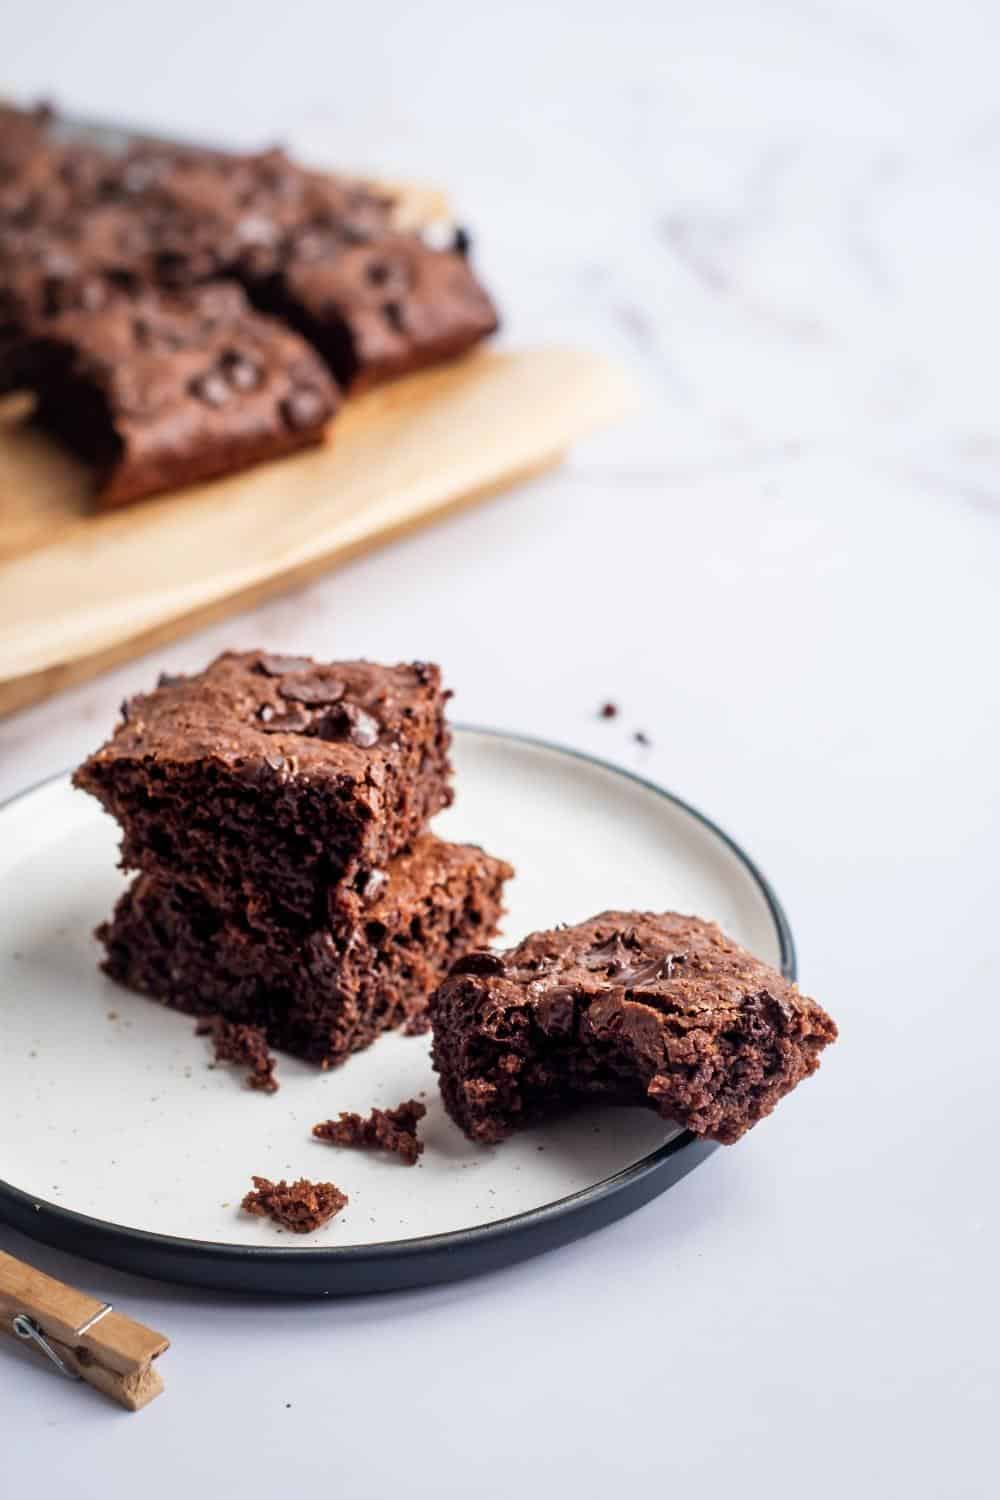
75;651;512;1066
0;102;499;503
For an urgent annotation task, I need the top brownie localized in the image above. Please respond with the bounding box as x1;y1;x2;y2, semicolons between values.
74;652;453;932
431;911;837;1145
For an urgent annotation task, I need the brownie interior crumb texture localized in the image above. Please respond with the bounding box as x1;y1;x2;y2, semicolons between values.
196;1017;279;1093
431;912;838;1145
75;652;454;933
313;1099;427;1165
97;834;512;1066
5;281;338;507
241;1176;347;1233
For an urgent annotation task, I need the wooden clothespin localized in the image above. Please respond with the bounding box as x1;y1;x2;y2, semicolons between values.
0;1250;168;1410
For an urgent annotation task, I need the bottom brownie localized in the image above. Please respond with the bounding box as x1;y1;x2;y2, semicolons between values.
431;912;837;1145
99;836;512;1067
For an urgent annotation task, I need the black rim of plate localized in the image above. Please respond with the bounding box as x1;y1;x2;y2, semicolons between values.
0;726;796;1297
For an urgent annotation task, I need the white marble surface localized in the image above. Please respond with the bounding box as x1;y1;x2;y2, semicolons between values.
1;3;998;1496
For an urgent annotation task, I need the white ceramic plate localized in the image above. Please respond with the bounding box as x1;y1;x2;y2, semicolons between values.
0;728;793;1293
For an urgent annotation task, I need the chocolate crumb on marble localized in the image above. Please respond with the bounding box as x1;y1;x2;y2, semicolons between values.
241;1176;347;1232
197;1017;279;1093
313;1099;427;1165
431;912;837;1145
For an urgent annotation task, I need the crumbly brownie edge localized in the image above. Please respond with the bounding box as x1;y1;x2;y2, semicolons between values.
97;838;513;1067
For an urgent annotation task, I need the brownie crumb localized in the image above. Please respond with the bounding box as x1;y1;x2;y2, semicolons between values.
241;1175;347;1232
633;730;651;747
197;1018;279;1093
313;1099;427;1166
599;701;619;719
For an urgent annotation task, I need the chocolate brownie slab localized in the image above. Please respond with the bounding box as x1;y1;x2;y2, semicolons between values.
75;653;454;933
98;837;512;1066
106;141;396;286
7;281;337;507
254;231;498;391
0;212;150;371
431;912;837;1145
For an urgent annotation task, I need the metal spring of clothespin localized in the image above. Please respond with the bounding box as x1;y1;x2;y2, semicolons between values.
12;1301;113;1379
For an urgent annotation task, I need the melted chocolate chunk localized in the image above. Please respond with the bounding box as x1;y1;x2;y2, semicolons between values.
615;953;686;987
258;706;312;734
451;950;506;976
189;369;231;407
220;349;262;391
281;384;328;430
314;700;380;748
278;674;346;705
255;652;314;676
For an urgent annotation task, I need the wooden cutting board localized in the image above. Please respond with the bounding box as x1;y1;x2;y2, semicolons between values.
0;347;636;716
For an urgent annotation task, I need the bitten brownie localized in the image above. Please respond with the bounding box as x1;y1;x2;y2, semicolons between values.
98;835;512;1065
7;281;338;507
74;652;453;931
431;912;837;1145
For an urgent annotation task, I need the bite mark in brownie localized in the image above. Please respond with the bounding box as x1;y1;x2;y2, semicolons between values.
196;1017;279;1093
313;1099;426;1165
241;1176;347;1233
7;282;337;507
97;834;512;1066
75;652;454;932
431;912;838;1145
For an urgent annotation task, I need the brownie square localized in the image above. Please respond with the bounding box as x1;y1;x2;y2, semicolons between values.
7;281;338;507
254;232;499;391
103;141;396;287
98;836;513;1067
431;912;837;1145
74;652;454;933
